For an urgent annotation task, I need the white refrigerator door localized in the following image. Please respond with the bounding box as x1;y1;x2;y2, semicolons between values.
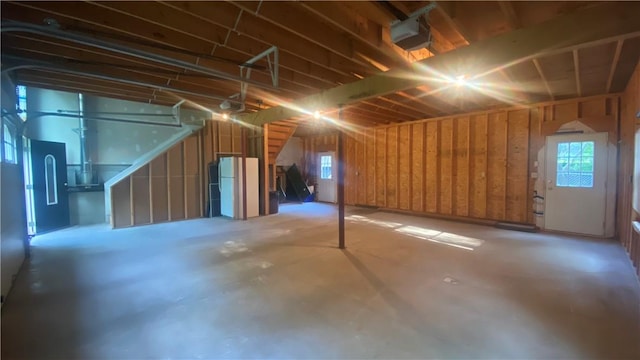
220;177;235;218
246;158;259;218
219;157;235;178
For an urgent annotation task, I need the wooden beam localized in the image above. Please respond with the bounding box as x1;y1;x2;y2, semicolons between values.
573;49;582;97
230;1;400;74
606;40;624;93
433;2;473;45
298;1;414;66
532;58;554;101
498;1;520;30
239;2;640;125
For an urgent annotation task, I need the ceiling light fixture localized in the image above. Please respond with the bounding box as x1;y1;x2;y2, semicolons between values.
314;110;321;119
222;113;229;120
455;75;467;86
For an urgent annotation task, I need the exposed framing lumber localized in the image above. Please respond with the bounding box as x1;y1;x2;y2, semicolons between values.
498;1;520;30
573;49;582;97
606;40;624;93
239;2;640;126
533;58;554;101
433;2;473;45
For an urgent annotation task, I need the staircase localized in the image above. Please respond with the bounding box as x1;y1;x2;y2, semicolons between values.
267;121;297;164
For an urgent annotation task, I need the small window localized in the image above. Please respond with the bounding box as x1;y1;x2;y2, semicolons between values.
2;122;17;164
16;85;27;121
556;141;594;188
45;154;58;205
320;155;332;179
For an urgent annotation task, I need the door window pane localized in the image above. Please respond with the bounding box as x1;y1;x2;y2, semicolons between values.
45;154;58;205
2;123;17;164
556;141;594;188
320;155;332;179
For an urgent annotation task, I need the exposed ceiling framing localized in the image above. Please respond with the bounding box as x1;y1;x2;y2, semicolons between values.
2;1;639;131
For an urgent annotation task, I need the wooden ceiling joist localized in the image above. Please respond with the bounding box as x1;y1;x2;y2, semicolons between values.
605;40;624;93
573;49;582;97
239;2;640;126
532;58;554;101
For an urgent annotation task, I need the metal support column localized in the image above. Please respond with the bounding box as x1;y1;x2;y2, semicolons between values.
337;106;345;249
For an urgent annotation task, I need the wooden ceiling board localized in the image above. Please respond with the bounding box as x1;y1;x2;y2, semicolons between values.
450;1;510;41
538;51;577;98
579;42;617;96
610;37;640;93
513;1;599;28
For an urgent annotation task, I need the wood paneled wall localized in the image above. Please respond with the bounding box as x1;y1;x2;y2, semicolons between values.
111;120;260;228
618;61;640;277
303;95;620;225
111;133;202;228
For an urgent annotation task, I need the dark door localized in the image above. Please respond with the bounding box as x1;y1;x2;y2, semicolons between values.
30;140;70;233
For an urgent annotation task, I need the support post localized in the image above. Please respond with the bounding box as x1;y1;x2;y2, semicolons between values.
262;124;270;215
241;127;248;220
337;106;345;249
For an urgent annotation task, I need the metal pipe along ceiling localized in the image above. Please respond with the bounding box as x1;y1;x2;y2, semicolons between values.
1;21;275;90
1;60;243;104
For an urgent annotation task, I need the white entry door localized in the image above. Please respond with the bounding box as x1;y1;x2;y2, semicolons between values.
316;152;336;203
545;132;608;236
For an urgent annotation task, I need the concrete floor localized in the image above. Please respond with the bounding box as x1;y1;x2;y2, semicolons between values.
2;203;639;359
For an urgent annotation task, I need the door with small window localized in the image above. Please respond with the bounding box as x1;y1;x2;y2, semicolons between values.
316;152;336;203
545;133;608;236
30;139;70;233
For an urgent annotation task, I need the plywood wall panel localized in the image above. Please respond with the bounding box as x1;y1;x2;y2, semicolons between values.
553;102;578;122
439;119;453;215
169;177;185;220
150;154;169;224
168;144;183;176
375;128;386;207
365;129;376;206
486;112;508;220
150;154;167;177
184;135;200;176
506;110;530;223
232;124;242;153
131;165;151;226
425;121;439;213
411;123;424;212
345;134;356;205
398;125;411;210
112;177;131;228
527;108;542;224
386;127;398;209
469;114;488;218
618;61;640;275
454;117;470;217
297;94;622;226
580;98;606;118
356;133;367;205
185;175;200;218
168;144;185;220
219;122;232;153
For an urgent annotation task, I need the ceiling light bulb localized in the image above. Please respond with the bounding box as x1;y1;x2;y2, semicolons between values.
222;113;229;120
314;110;320;119
455;75;467;86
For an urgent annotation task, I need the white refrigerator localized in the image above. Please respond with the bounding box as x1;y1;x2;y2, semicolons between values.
219;156;259;219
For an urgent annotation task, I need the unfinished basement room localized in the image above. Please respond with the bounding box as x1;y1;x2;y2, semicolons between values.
1;1;640;359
